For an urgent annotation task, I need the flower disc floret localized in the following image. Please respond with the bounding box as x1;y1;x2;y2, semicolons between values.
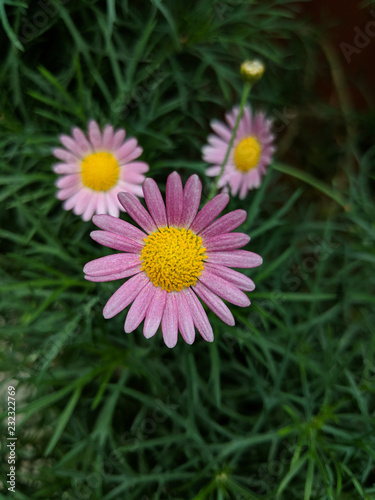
140;227;207;292
234;137;262;172
81;152;120;191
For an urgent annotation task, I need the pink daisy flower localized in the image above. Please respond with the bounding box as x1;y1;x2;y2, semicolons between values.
203;105;276;199
53;120;149;221
83;172;262;348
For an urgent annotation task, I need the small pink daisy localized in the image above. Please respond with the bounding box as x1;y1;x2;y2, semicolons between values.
83;172;262;348
53;120;149;220
203;105;275;199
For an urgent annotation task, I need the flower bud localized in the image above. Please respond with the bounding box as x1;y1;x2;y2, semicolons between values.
240;59;265;83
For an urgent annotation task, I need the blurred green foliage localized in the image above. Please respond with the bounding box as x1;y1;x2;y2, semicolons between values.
0;0;374;499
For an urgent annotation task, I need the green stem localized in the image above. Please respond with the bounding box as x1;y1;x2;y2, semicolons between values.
207;81;252;201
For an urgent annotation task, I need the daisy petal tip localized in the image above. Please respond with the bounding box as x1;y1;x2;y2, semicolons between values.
164;338;178;349
168;171;181;181
117;191;129;206
117;190;133;202
82;211;92;222
88;118;99;128
102;306;113;320
92;214;101;226
238;209;247;219
142;177;154;188
124;322;134;334
254;254;263;267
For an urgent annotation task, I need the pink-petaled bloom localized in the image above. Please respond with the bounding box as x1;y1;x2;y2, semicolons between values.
53;120;149;221
83;172;262;348
203;105;276;199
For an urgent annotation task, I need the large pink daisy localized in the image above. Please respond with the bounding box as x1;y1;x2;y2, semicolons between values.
203;105;275;199
83;172;262;348
53;120;149;220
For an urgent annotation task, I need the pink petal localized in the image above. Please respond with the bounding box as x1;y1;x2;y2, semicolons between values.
161;293;178;348
120;169;146;184
229;172;243;197
115;138;138;161
90;230;144;253
144;287;167;339
205;166;221;177
253;112;267;137
206;250;263;268
125;281;156;333
73;190;92;216
104;195;120;218
118;182;144;198
53;148;79;164
92;214;147;243
55;173;81;189
101;125;114;150
53;162;80;175
210;119;232;142
190;193;229;234
237;113;248;137
202;145;227;165
117;192;157;234
242;106;253;134
192;281;235;326
175;292;195;345
56;185;81;201
56;185;82;203
103;272;149;319
245;170;261;192
180;174;202;228
143;178;167;228
95;192;107;215
203;232;250;252
225;107;239;129
204;262;255;291
207;135;229;149
82;193;99;221
59;135;81;157
84;253;141;277
239;178;250;199
85;266;141;282
184;288;214;342
112;129;126;150
198;269;250;307
124;161;149;174
199;210;247;239
88;120;102;149
166;172;183;227
72;127;92;154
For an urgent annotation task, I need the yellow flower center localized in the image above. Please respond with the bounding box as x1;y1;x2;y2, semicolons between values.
234;137;262;173
140;227;207;292
81;152;120;191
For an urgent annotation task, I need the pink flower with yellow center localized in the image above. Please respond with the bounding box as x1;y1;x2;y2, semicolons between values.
203;105;275;198
84;172;262;348
53;120;149;220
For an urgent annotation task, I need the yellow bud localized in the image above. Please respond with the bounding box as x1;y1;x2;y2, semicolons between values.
240;59;265;83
